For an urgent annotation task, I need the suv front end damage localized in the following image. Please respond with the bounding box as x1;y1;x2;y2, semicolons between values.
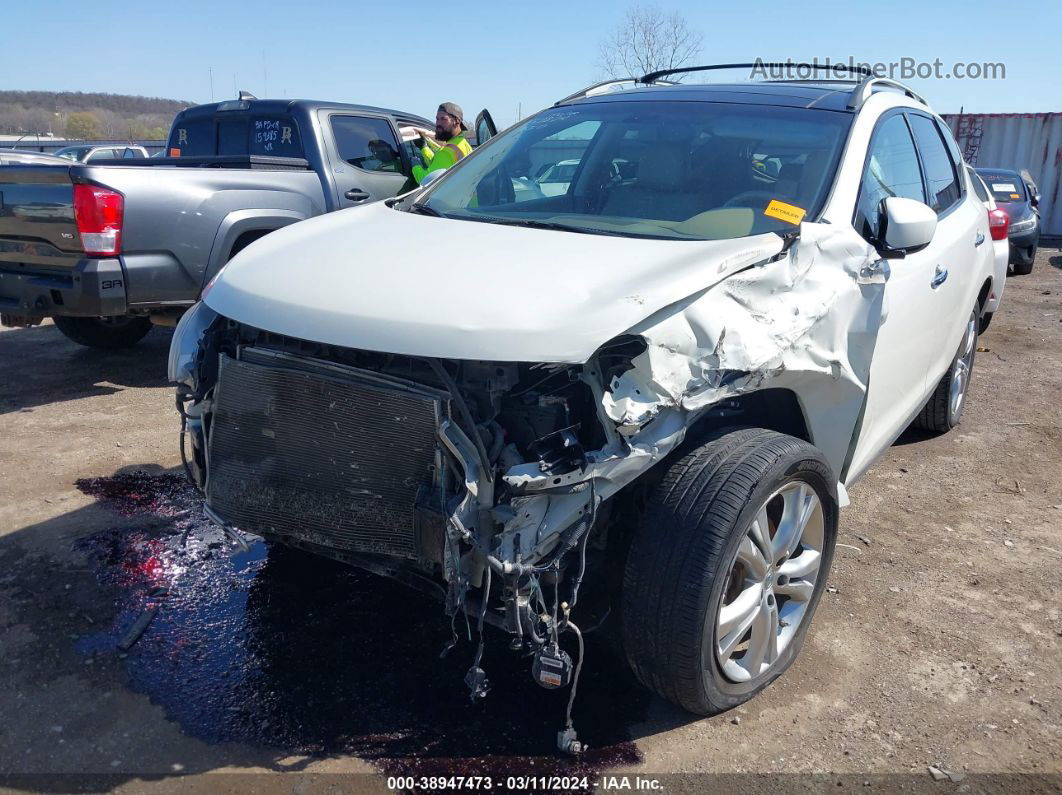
171;221;884;752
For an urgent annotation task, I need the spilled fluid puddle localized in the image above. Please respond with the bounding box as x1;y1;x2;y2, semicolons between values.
74;472;647;778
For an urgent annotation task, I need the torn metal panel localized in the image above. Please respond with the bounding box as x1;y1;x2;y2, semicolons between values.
493;224;885;565
599;222;884;470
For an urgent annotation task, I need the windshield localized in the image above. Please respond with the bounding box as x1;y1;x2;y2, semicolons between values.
54;146;90;160
980;172;1026;203
421;100;851;240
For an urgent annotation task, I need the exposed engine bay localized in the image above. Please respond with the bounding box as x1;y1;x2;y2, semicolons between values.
173;222;885;752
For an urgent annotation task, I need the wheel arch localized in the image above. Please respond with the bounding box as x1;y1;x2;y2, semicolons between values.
201;209;307;291
977;276;992;313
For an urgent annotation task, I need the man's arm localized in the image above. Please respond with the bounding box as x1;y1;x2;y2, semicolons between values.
412;143;460;184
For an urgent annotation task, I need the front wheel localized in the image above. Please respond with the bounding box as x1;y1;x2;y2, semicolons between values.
53;315;153;349
621;428;838;715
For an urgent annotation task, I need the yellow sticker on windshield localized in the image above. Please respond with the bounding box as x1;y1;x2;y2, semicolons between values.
1010;193;1020;199
764;199;806;225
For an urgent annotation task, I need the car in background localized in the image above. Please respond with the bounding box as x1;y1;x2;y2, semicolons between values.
967;167;1009;332
976;167;1040;274
53;144;150;163
533;158;581;196
0;149;72;166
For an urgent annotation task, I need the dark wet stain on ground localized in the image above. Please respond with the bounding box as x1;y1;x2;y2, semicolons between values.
73;472;649;780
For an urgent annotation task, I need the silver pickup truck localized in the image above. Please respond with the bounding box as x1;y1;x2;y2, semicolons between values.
0;98;491;348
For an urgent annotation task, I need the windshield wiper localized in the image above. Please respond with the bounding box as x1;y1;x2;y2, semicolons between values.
408;202;443;217
472;217;625;236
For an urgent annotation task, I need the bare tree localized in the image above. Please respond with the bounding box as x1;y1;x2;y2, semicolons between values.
598;6;702;80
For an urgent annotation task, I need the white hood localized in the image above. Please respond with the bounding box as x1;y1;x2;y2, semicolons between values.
204;202;785;363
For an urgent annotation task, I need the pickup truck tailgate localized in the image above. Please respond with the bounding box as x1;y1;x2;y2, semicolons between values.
0;165;83;269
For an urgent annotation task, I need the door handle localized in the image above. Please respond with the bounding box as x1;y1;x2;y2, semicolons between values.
344;188;370;202
975;232;985;247
931;265;948;289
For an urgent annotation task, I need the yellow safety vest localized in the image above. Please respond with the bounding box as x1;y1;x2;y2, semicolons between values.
413;133;471;184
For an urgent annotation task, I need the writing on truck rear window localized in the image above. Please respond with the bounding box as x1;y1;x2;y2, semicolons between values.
251;117;302;156
167;115;303;157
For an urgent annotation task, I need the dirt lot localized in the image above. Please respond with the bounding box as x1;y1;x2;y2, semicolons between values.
1;247;1060;793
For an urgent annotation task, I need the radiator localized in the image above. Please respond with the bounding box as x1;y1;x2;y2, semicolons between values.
205;347;447;559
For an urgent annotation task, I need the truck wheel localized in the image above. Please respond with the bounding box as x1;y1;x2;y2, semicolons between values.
53;315;153;349
912;305;977;433
621;427;838;715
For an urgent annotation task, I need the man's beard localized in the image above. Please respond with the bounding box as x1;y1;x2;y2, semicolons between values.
436;126;454;141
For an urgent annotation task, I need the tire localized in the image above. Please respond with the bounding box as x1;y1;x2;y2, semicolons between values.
912;305;978;433
53;315;153;350
1010;245;1035;275
621;427;838;715
978;311;993;335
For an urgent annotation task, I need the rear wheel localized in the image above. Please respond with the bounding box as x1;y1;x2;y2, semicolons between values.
53;315;153;349
1010;244;1036;275
978;311;994;335
913;306;977;433
621;428;838;715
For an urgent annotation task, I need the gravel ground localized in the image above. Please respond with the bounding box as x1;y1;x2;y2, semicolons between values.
1;246;1060;793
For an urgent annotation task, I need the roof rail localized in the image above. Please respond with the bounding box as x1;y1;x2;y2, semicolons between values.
638;62;873;84
846;76;926;108
555;77;675;106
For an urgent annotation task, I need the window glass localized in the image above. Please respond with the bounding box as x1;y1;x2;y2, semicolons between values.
217;119;248;156
908;114;960;212
250;117;303;157
934;118;966;174
87;149;116;161
331;115;402;173
980;171;1026;203
967;168;989;203
854;114;926;242
422;102;850;240
168;118;213;156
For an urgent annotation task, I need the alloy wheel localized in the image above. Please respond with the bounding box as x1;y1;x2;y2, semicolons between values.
715;480;825;683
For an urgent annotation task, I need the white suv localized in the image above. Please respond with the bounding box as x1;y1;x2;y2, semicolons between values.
169;66;995;751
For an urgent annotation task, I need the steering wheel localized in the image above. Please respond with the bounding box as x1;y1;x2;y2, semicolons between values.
722;190;780;209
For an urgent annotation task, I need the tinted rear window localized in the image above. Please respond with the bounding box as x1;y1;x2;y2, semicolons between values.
981;173;1026;201
250;117;302;156
167;114;303;157
908;114;961;212
168;118;214;156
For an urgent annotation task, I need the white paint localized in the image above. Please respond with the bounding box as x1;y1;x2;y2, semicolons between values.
203;200;783;363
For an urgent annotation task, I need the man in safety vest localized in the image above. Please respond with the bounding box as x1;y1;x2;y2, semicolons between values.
412;102;472;185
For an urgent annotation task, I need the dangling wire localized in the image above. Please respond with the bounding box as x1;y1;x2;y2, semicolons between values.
564;620;585;731
471;564;492;673
567;479;596;611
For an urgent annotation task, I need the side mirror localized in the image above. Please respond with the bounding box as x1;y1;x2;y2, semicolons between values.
420;168;447;187
880;197;937;255
1030;191;1040;208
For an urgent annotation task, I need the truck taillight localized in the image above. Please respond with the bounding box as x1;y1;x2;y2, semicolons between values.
73;183;123;256
988;207;1009;241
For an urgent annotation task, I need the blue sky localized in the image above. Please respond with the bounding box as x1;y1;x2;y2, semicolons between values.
5;0;1060;126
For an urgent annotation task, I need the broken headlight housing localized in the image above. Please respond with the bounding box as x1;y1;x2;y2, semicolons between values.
167;302;218;388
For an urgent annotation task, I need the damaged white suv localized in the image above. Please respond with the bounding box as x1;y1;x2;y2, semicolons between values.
169;68;995;751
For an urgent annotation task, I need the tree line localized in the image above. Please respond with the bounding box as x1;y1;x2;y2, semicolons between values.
0;91;193;140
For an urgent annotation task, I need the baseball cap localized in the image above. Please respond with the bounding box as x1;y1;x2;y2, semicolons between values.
438;102;468;131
